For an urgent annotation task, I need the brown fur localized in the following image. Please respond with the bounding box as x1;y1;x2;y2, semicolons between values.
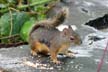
29;7;82;64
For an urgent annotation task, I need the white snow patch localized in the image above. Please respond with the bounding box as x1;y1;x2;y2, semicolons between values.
57;25;77;31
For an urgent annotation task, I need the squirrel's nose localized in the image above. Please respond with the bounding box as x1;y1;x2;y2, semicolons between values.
78;39;82;45
75;38;82;45
80;40;82;44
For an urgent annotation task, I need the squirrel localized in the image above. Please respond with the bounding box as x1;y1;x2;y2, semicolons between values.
29;7;82;64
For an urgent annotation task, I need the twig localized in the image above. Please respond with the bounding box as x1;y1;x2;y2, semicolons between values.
8;7;13;36
9;7;20;12
0;41;28;48
0;34;19;40
0;7;19;14
17;0;52;9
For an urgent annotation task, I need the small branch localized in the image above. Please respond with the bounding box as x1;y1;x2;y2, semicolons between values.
17;0;52;9
0;41;28;48
9;7;13;36
0;8;8;13
9;7;20;12
0;34;19;40
0;7;19;13
0;0;58;13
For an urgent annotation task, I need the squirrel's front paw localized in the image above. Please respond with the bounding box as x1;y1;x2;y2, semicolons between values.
31;50;37;56
65;50;77;58
52;60;61;64
66;53;75;58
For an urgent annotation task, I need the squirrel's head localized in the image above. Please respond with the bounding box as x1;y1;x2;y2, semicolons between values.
61;25;82;45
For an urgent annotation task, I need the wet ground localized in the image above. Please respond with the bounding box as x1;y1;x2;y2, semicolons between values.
0;0;108;72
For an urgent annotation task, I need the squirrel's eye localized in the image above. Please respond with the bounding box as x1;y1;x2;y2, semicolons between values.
70;36;74;40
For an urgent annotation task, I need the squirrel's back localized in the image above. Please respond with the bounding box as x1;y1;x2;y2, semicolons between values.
30;27;60;47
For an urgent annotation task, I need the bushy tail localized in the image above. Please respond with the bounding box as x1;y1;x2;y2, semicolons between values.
30;7;69;35
41;7;69;28
31;7;69;29
38;7;68;28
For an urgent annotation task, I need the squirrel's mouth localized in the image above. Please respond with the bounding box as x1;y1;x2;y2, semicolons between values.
70;36;74;41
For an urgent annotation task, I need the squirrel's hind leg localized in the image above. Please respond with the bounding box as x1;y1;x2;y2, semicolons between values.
31;41;50;56
31;49;38;56
30;41;41;56
40;44;49;55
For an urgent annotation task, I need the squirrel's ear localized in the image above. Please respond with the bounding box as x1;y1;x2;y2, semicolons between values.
68;25;73;31
68;25;71;28
61;28;69;36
